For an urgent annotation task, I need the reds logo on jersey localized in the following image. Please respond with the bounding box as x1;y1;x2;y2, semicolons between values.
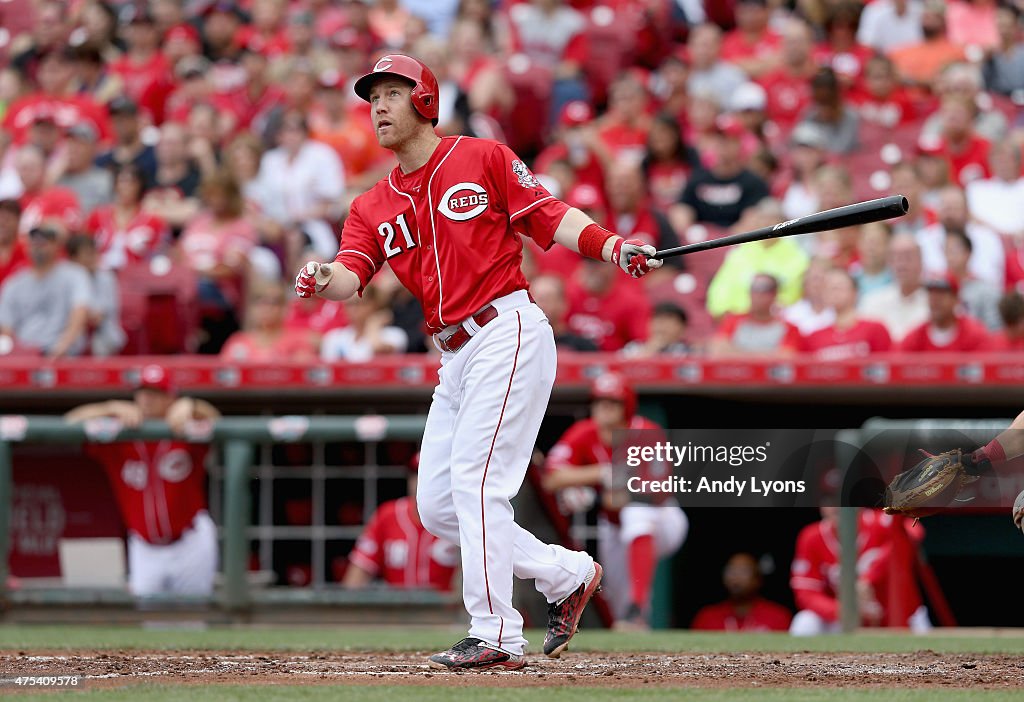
122;460;148;490
438;182;490;221
157;448;193;483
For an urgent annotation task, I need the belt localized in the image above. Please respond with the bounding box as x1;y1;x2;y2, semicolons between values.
436;305;500;353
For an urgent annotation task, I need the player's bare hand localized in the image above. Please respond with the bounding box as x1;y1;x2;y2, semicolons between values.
295;262;330;298
1013;488;1024;534
109;401;144;428
611;238;662;278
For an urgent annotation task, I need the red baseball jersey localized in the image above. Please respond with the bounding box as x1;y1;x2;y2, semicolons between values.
18;188;82;236
938;136;992;187
898;316;990;352
757;68;814;128
801;319;892;360
790;510;922;623
86;206;168;270
691;597;793;632
847;88;917;128
85;440;209;545
348;497;459;591
565;275;651;351
335;136;570;334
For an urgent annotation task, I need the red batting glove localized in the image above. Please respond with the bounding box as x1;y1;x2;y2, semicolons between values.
294;262;321;298
611;238;663;278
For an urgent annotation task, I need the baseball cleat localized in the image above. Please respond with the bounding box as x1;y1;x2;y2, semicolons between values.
428;637;526;671
543;561;603;658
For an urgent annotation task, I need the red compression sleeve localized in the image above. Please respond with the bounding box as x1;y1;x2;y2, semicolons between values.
628;534;656;609
578;223;616;261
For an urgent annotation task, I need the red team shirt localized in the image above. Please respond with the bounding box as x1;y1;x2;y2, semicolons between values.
86;207;167;269
348;497;458;591
565;275;651;351
691;597;793;632
85;441;209;545
801;320;892;360
898;316;990;352
335;136;570;333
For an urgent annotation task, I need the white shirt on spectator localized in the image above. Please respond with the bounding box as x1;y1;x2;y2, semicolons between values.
506;2;585;69
782;300;835;336
400;0;459;38
320;326;409;363
254;139;345;259
916;222;1005;288
967;177;1024;237
856;0;924;53
858;285;929;342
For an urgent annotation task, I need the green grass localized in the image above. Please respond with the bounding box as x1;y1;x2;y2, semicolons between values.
2;625;1024;654
8;686;1024;702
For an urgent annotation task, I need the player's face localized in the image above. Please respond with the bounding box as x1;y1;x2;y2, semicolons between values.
134;388;173;419
823;271;856;312
592;398;626;429
368;78;421;150
723;555;760;598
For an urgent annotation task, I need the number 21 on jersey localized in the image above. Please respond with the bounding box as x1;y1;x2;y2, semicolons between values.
378;213;416;258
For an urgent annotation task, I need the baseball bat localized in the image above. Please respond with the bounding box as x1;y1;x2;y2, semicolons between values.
652;195;909;260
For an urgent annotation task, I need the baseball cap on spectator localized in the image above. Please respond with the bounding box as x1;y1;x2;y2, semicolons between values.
109;96;139;116
916;133;945;156
713;114;746;139
791;122;828;149
136;364;174;394
165;24;201;46
923;271;960;295
565;183;603;211
67;122;99;143
559;101;594;128
317;69;345;91
729;83;767;113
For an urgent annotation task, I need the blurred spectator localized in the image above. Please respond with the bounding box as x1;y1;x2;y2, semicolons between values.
687;24;747;108
531;273;599;351
621;302;690;357
0;200;27;286
504;0;585;79
707;199;809;317
920;98;993;189
535;101;606;198
566;259;651;352
922;63;1008;143
234;0;291;60
808;165;859;266
859;233;929;342
669;116;770;232
269;8;334;83
790;507;929;635
605;160;677;269
164;58;217;124
0;225;90;357
202;1;248;71
85;164;167;271
992;291;1024;350
320;285;408;362
404;0;460;38
889;161;932;236
368;0;413;49
57;123;113;215
801;268;892;360
448;19;513;122
595;72;652;166
642;114;698;213
108;7;171;108
65;234;126;356
783;256;836;335
757;19;817;131
14;144;82;235
728;82;770;145
814;1;873;89
899;272;991;351
95;96;158;185
179;169;258;353
74;1;120;56
343;454;459;590
889;0;966;86
7;1;69;82
780;123;828;220
215;35;288;140
856;0;924;53
946;0;999;50
143;123;203;234
691;553;792;632
221;280;317;362
917;185;1004;287
542;373;688;628
848;55;918;130
944;229;1002;330
852;222;894;298
720;0;781;78
252;111;345;261
710;274;802;356
797;68;859;155
64;366;221;597
966;142;1024;237
983;5;1024;97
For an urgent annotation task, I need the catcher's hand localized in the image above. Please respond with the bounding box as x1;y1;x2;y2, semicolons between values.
883;449;978;518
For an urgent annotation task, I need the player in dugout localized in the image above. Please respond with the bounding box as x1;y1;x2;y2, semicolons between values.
542;373;688;630
295;54;663;670
691;552;792;632
65;364;221;597
342;454;460;591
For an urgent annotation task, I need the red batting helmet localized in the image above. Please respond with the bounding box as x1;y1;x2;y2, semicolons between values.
590;372;636;419
354;54;439;126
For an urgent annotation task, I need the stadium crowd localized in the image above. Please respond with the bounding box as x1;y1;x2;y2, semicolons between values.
2;0;1024;360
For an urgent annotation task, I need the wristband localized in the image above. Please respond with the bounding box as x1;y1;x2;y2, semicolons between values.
578;223;615;261
977;438;1007;464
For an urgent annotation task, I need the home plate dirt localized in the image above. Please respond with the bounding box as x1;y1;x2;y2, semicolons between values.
4;651;1024;689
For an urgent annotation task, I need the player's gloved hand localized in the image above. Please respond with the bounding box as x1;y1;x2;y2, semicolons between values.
611;238;663;278
295;261;329;298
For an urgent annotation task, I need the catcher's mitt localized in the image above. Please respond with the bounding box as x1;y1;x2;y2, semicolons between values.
883;449;978;518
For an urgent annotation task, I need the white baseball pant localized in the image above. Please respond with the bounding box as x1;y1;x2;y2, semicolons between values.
128;510;218;597
417;291;594;655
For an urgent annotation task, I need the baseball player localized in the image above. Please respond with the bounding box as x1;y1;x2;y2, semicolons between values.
294;54;662;670
342;455;460;591
64;365;221;597
543;373;688;629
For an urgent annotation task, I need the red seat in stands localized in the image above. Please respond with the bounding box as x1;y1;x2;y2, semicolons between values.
118;259;199;354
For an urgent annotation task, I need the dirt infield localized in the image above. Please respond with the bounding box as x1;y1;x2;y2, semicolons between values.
4;650;1023;689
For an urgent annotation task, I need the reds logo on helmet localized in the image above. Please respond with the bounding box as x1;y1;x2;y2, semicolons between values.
438;182;490;222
